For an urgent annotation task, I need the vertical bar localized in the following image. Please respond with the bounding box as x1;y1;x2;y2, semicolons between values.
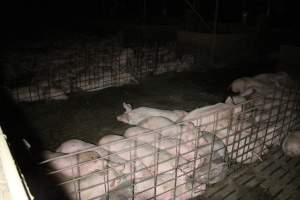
230;106;245;166
154;42;159;74
259;86;279;153
206;112;218;186
245;96;266;163
277;83;295;143
130;139;137;199
191;118;202;197
104;158;110;199
153;129;162;199
285;84;300;132
173;124;184;199
227;104;236;167
269;85;287;145
287;83;300;130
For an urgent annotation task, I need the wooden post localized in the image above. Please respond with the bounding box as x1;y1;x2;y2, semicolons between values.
0;128;34;200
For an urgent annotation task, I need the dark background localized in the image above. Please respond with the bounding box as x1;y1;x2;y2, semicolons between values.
0;1;299;200
1;0;299;39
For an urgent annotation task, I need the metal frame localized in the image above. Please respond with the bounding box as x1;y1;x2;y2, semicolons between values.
4;42;195;102
39;83;300;200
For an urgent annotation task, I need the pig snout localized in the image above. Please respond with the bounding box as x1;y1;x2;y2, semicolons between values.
116;113;129;123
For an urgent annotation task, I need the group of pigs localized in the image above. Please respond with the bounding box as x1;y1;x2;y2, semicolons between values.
226;71;300;158
42;71;299;200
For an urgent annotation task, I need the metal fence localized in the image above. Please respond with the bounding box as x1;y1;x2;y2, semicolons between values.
2;42;196;102
39;84;300;200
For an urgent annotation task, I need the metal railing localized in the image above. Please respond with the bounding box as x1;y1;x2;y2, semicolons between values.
39;83;300;200
2;42;196;102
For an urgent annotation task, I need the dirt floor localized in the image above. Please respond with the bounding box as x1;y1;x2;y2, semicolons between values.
18;65;281;150
20;71;227;150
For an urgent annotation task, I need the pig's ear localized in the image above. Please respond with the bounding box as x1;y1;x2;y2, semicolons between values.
123;102;132;112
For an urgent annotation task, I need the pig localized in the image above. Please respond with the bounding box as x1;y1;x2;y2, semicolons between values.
42;150;104;178
11;83;68;102
43;87;69;100
73;69;115;92
193;159;227;185
228;77;271;97
254;71;291;88
114;72;139;86
98;135;153;179
109;172;206;200
179;128;228;184
116;102;187;125
225;95;247;105
215;127;267;164
98;134;190;177
124;125;227;185
224;95;247;118
153;62;178;75
137;116;175;129
11;86;44;102
254;105;293;125
56;139;96;153
61;169;125;200
256;125;281;147
282;131;300;157
55;139;128;173
182;103;267;163
182;103;233;131
124;126;193;167
73;69;138;93
118;48;135;68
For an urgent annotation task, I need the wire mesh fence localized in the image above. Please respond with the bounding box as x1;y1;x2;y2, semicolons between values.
39;83;300;200
2;42;197;102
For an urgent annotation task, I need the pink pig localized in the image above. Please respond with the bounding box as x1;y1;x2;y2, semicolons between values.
116;102;187;125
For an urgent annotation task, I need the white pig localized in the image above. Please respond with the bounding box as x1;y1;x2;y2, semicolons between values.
179;127;228;184
61;169;124;200
124;125;227;185
98;135;153;179
116;102;187;125
254;71;291;88
42;150;104;178
282;131;300;157
137;116;175;129
182;103;233;131
215;127;267;164
225;95;247;105
56;139;96;153
124;126;193;167
256;125;282;147
98;134;190;177
228;77;271;96
55;139;129;174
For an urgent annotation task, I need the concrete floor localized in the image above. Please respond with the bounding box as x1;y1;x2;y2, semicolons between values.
197;147;300;200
